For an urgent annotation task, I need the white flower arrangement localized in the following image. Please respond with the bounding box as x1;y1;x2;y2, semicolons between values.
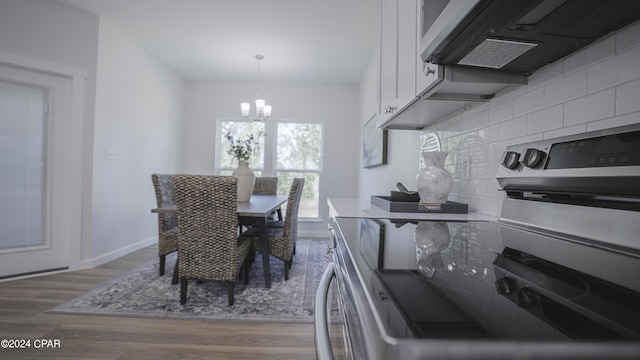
225;131;263;163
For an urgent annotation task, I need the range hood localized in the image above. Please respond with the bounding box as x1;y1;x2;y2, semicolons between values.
381;0;640;130
421;0;640;75
379;64;526;130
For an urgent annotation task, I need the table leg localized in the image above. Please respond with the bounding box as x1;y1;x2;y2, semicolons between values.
258;217;271;288
172;257;179;285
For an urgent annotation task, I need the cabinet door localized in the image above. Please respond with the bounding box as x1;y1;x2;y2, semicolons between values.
379;0;398;119
380;0;418;122
397;0;417;107
416;0;442;96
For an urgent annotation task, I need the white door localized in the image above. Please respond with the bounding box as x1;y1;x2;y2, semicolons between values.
0;64;72;279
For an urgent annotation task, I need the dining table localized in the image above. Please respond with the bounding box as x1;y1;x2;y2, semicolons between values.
151;194;288;288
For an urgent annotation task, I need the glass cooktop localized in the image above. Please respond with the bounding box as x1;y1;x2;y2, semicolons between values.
334;217;640;341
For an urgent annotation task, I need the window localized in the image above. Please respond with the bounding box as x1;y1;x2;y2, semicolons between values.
215;119;323;219
218;120;265;175
276;122;322;218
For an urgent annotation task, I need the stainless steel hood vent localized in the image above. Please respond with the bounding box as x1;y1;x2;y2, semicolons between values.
457;39;538;69
422;0;640;75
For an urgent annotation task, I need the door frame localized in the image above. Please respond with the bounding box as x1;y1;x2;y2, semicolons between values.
0;51;87;278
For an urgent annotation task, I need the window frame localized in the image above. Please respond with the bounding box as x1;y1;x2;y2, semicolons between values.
214;117;324;221
215;117;267;175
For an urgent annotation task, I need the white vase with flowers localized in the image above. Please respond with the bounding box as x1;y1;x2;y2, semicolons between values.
225;131;262;202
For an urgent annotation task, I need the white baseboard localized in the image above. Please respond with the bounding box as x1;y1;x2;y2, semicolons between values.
75;236;158;270
1;237;158;282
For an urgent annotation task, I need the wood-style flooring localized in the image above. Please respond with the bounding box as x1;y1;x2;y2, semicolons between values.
0;245;316;359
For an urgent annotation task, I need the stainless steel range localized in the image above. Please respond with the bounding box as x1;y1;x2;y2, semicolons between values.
315;124;640;359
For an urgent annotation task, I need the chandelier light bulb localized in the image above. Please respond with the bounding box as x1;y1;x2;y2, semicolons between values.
240;102;251;117
255;98;266;113
240;54;272;121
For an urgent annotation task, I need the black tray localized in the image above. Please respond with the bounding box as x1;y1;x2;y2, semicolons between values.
371;196;468;214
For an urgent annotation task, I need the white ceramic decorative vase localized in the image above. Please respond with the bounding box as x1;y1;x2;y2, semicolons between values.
232;161;255;202
416;151;453;205
414;221;451;278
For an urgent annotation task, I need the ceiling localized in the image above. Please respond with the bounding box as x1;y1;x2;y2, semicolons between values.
57;0;380;84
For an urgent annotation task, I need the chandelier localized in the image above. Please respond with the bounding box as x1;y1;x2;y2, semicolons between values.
241;54;272;121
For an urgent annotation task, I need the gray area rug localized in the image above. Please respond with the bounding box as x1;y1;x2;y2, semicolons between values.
49;239;329;323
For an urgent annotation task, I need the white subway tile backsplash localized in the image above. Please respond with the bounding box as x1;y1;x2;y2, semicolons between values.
587;113;640;131
462;111;490;132
587;45;640;93
461;132;484;149
484;161;500;180
479;124;500;144
514;133;544;145
513;87;544;117
488;101;513;124
474;161;490;181
462;103;491;126
526;104;563;134
480;198;496;217
564;88;615;126
487;140;511;161
500;116;527;139
563;34;615;74
469;145;486;162
543;124;587;139
442;112;465;132
527;60;563;90
495;84;528;103
544;70;587;106
468;179;485;196
617;20;640;53
452;179;467;194
616;78;640;115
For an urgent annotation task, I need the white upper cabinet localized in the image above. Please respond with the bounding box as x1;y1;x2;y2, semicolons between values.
378;0;419;125
397;0;418;108
379;0;527;130
415;0;437;96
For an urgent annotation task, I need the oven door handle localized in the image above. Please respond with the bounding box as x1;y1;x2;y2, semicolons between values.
314;262;336;360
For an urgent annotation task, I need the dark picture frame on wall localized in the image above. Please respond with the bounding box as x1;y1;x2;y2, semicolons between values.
362;114;387;168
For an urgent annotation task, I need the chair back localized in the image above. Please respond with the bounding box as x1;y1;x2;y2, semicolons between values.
253;177;278;195
173;175;240;281
282;178;305;240
151;174;178;231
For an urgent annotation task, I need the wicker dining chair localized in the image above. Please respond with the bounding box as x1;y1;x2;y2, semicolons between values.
253;176;282;220
151;174;179;276
239;177;281;235
252;176;278;195
173;175;251;306
241;178;304;281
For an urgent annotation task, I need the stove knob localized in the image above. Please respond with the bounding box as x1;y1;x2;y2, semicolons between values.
521;148;546;168
500;151;520;170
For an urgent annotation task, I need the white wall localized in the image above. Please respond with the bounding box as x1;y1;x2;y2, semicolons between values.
182;80;360;237
0;0;99;268
358;20;640;217
0;1;185;269
357;44;420;208
90;19;184;262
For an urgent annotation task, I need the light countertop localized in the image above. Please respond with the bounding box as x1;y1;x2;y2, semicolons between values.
328;197;496;222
